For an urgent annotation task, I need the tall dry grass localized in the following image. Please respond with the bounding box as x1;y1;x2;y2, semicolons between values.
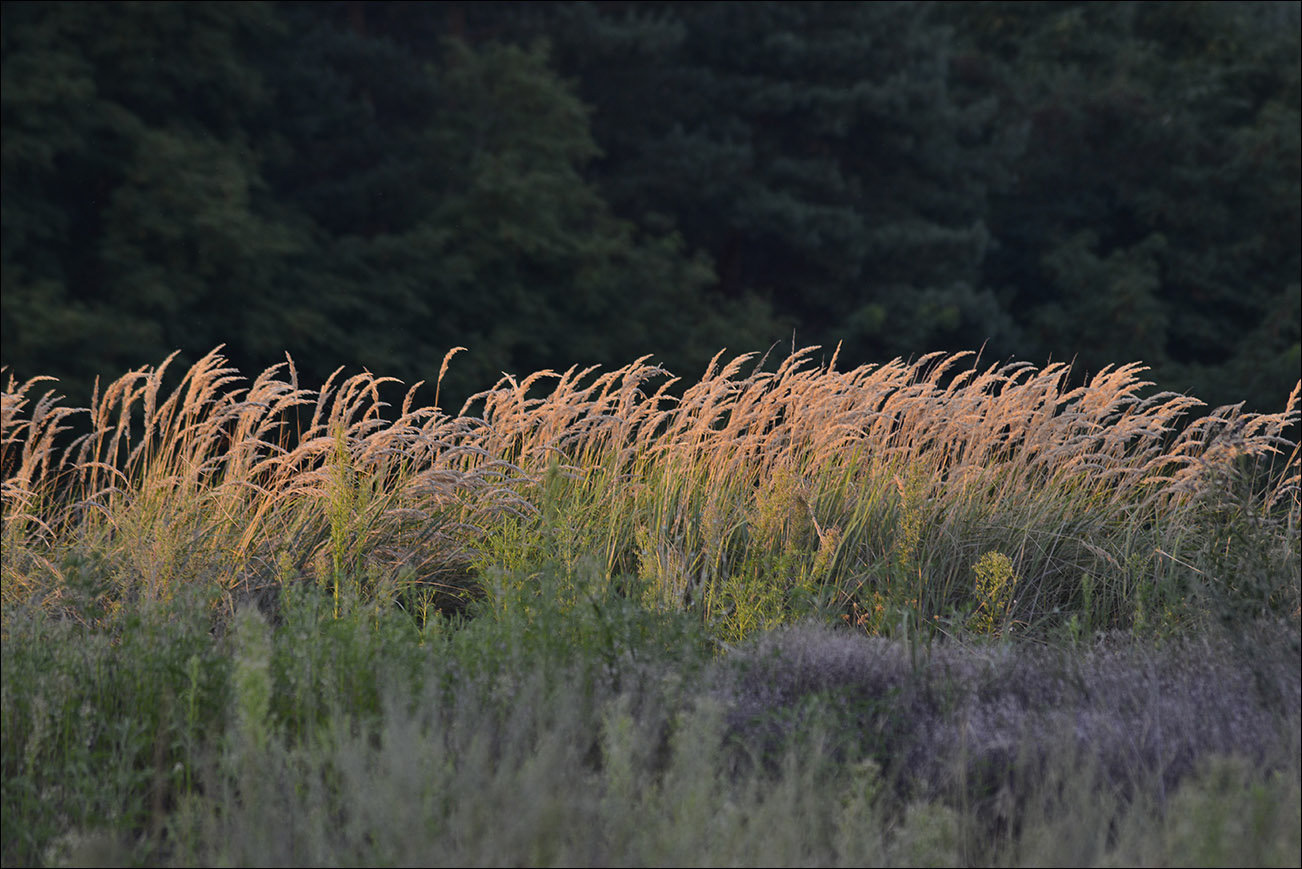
1;346;529;620
3;345;1298;635
459;344;1298;636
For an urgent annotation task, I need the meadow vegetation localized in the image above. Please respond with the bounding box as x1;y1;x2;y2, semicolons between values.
2;346;1299;866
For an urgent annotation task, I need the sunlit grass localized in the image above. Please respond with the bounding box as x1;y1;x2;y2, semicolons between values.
5;345;1295;636
2;346;1299;866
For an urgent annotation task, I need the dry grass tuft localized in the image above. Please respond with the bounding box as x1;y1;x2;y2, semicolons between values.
2;347;530;619
3;346;1298;633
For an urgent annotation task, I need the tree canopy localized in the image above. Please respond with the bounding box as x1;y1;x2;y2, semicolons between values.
3;1;1297;412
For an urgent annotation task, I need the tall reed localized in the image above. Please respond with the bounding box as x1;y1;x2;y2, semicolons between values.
2;347;530;621
457;345;1298;637
4;345;1298;637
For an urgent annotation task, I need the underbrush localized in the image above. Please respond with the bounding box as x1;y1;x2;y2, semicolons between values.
3;348;1300;865
2;567;1298;867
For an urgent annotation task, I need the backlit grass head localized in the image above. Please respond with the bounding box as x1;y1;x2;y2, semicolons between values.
3;346;1297;637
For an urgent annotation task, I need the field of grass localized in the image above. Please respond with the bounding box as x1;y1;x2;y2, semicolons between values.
3;346;1299;866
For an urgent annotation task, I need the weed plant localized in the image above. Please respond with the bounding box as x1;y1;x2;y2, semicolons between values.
3;567;1297;866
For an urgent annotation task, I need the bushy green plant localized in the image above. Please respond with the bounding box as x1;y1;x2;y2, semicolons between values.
1;583;229;866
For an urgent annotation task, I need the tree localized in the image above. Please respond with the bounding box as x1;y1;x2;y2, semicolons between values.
944;0;1301;409
473;1;1025;365
1;1;303;400
3;1;768;408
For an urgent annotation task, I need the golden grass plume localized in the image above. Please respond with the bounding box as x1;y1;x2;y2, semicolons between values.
3;345;1298;628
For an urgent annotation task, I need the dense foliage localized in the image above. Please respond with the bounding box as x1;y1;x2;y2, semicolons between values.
2;348;1299;866
3;1;1298;412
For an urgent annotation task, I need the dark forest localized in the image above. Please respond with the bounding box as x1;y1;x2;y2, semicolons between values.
3;1;1298;410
